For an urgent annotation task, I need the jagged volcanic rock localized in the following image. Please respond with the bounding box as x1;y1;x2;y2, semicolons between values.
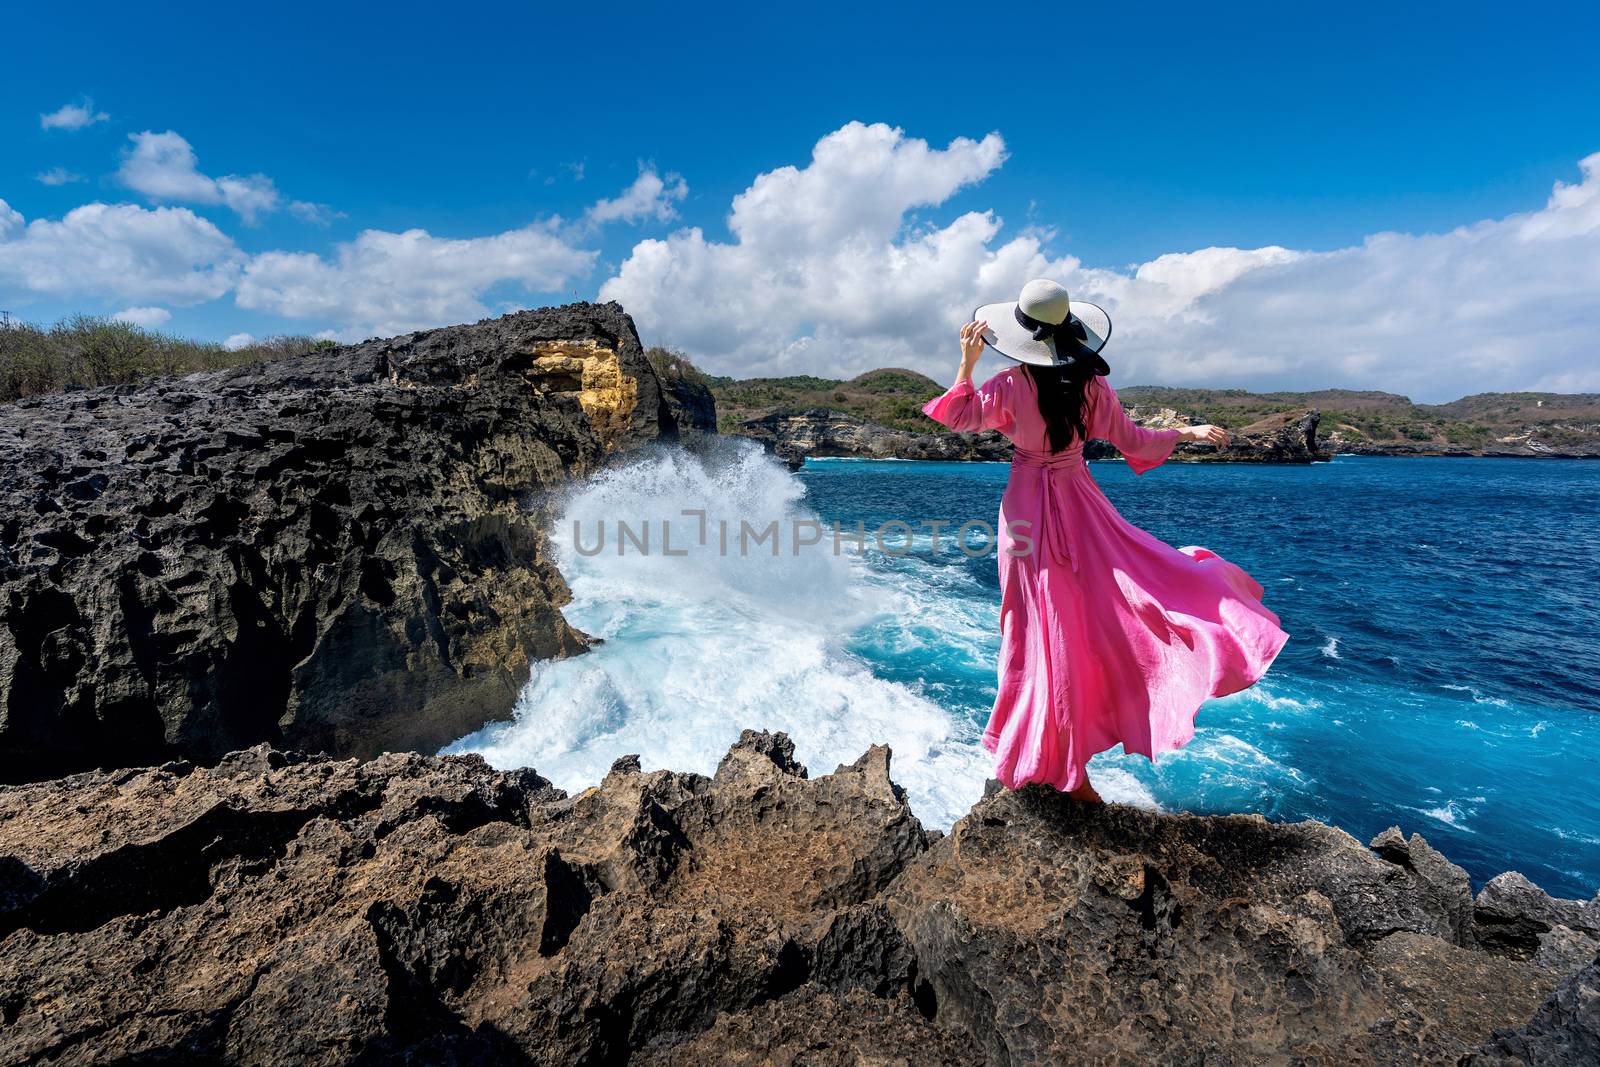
0;303;693;783
650;360;719;443
0;732;1593;1065
887;783;1595;1065
1465;955;1600;1066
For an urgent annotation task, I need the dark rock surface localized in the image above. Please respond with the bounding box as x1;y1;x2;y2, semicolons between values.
651;363;719;443
0;302;687;783
887;783;1594;1066
1;732;1593;1065
1465;954;1600;1066
1474;870;1600;973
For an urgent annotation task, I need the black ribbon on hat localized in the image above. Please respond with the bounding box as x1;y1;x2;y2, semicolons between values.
1013;304;1110;375
1015;305;1090;344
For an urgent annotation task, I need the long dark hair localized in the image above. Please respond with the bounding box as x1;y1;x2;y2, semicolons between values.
1023;363;1095;452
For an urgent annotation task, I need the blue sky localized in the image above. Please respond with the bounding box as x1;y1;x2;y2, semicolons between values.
3;1;1599;399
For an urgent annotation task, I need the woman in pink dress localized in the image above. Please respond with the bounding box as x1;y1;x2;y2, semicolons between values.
923;279;1289;803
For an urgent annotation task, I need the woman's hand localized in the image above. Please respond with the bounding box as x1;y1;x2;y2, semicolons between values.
958;320;988;377
1179;424;1230;448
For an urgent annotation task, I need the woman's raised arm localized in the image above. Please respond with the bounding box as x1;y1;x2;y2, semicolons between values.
922;320;1014;433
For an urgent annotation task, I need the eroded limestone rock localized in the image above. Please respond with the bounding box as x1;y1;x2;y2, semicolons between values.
1;732;1592;1065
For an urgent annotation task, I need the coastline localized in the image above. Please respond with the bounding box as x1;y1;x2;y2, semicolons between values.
729;408;1600;468
712;370;1600;466
801;450;1600;464
3;304;1596;1063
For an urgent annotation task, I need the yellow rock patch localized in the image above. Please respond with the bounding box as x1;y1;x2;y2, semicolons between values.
525;340;638;452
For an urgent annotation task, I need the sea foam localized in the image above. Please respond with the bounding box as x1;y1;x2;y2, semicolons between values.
449;440;1018;829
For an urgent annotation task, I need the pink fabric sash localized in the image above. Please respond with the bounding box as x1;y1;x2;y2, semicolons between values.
1011;446;1087;572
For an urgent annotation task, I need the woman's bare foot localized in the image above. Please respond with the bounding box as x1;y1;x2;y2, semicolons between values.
1067;778;1103;804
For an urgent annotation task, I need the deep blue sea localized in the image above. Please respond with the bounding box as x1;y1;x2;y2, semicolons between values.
451;442;1600;899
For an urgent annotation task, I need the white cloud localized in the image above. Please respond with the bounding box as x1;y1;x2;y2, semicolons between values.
0;198;241;305
117;130;285;225
223;332;256;350
602;123;1600;400
35;167;85;186
40;98;109;131
287;200;344;226
0;192;591;340
213;175;279;225
600;121;1008;377
1071;154;1600;398
0;202;22;240
8;119;1596;400
111;306;172;328
586;167;688;226
236;222;597;338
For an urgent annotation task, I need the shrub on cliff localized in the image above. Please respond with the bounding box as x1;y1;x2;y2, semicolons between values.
644;345;711;387
0;315;320;403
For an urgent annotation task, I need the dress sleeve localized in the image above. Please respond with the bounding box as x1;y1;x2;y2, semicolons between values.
922;371;1014;434
1090;378;1178;475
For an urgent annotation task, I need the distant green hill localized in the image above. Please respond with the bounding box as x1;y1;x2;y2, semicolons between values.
705;362;1600;452
1115;386;1600;448
707;367;946;433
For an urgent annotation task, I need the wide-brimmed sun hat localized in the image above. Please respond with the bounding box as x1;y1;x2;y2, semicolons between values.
974;278;1112;372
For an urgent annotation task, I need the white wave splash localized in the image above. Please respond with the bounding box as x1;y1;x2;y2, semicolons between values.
1441;683;1510;708
447;440;1015;829
1412;799;1478;831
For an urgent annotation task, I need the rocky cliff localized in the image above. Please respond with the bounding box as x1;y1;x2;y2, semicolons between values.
0;732;1593;1065
1325;433;1600;459
0;302;709;783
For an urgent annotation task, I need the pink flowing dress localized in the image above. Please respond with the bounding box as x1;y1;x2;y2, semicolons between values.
923;368;1289;792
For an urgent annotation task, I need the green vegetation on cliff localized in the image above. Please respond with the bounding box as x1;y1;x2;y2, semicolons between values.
1116;386;1600;448
708;366;946;433
0;315;330;403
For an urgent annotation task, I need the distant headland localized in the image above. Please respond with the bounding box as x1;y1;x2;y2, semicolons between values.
706;365;1600;466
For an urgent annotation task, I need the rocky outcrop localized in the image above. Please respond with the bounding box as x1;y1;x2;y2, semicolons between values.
1;732;1593;1065
1327;428;1600;459
1473;870;1600;973
0;302;689;783
1171;407;1327;463
648;361;719;442
739;407;1011;468
1466;955;1600;1065
889;784;1596;1066
0;734;949;1065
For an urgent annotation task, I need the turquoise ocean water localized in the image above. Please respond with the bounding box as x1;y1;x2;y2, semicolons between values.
451;442;1600;899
